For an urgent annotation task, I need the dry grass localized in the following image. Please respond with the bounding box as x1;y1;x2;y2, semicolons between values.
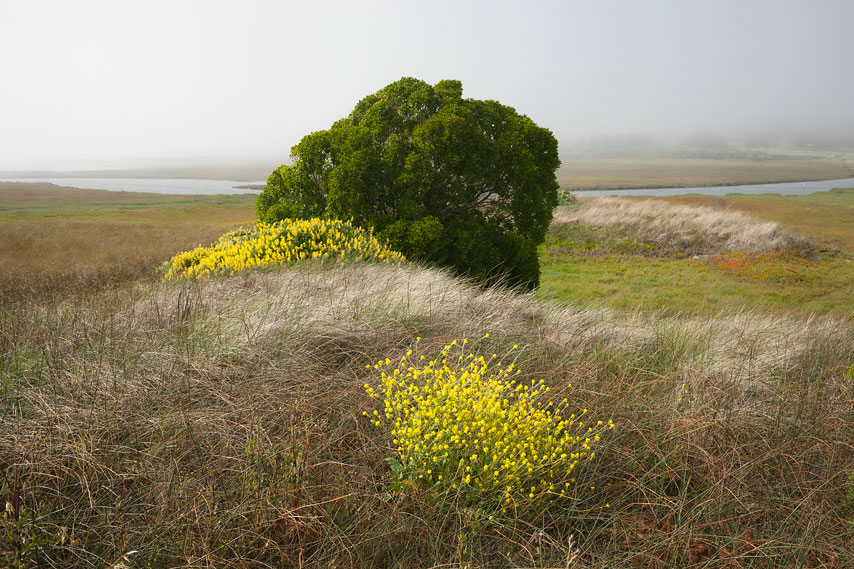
654;189;854;252
0;183;256;301
552;197;809;255
147;264;844;386
0;219;249;301
2;262;852;567
1;182;851;567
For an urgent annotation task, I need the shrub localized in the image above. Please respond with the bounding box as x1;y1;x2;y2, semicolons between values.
364;337;614;511
257;77;561;289
162;218;404;280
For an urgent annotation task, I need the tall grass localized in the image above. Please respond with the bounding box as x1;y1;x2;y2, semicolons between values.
656;188;854;251
0;219;248;302
2;262;851;567
0;182;256;302
552;197;809;255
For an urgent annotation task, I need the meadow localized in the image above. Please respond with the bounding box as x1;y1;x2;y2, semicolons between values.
539;188;854;318
0;183;257;301
656;189;854;251
1;181;852;568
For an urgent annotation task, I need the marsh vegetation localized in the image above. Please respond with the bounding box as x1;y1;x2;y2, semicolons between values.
540;189;854;318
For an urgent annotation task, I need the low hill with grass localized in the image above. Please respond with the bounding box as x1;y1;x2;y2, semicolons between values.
1;184;852;568
541;190;854;317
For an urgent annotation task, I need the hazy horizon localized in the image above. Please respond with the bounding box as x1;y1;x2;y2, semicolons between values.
2;0;853;171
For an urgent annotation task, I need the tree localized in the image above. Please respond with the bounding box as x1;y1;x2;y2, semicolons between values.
257;77;560;289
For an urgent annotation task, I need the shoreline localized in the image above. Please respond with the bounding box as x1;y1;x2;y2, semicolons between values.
0;178;262;196
2;174;852;199
563;173;854;192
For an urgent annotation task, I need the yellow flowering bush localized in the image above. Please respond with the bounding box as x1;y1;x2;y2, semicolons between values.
364;338;614;509
162;218;404;280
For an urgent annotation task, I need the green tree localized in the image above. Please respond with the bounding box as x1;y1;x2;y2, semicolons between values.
257;77;560;289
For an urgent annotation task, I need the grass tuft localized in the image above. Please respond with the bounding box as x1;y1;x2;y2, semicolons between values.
552;197;809;255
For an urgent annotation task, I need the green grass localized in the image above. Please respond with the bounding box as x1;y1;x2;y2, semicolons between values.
540;189;854;318
539;251;854;318
0;182;258;221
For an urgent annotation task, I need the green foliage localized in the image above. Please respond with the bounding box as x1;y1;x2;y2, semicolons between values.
546;222;662;256
257;77;560;289
556;189;575;206
844;470;854;521
2;470;62;568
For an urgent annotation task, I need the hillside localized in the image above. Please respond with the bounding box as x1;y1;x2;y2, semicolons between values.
1;185;852;567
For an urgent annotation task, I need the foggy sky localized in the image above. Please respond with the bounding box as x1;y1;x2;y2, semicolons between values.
1;0;852;170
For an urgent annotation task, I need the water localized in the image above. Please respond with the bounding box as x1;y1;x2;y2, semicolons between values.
3;175;854;197
0;177;263;195
573;176;854;197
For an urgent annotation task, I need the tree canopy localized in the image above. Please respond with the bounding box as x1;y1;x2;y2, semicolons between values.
257;77;560;288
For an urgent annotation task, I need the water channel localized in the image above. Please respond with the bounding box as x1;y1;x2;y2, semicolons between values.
573;176;854;197
2;175;854;197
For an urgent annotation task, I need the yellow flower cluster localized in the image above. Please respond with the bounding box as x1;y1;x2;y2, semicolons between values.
364;338;614;508
162;218;405;280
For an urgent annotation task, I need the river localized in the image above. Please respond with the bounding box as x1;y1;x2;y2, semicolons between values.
573;176;854;197
2;175;854;197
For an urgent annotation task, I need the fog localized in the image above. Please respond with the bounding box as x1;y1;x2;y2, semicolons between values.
1;0;853;171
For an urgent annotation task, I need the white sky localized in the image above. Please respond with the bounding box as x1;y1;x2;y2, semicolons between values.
1;0;852;170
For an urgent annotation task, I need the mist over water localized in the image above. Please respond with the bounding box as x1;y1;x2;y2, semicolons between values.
1;1;853;171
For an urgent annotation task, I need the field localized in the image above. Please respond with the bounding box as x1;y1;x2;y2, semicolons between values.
1;181;852;567
557;158;854;190
657;190;854;251
539;188;854;318
0;182;257;300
